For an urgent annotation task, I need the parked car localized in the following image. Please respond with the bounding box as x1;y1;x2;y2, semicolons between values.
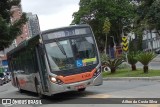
6;72;11;82
0;72;10;85
3;72;10;83
0;78;3;86
0;73;5;85
155;49;160;54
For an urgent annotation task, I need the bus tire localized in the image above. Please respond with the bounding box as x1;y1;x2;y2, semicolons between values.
16;79;23;93
78;88;86;92
35;84;44;99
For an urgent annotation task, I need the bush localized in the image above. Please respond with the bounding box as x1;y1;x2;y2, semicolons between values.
100;53;109;65
136;52;157;73
105;58;124;73
127;52;139;71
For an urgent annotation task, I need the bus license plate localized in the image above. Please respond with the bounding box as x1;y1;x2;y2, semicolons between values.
75;84;85;90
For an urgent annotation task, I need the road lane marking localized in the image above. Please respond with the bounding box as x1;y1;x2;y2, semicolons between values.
138;104;160;107
83;93;111;98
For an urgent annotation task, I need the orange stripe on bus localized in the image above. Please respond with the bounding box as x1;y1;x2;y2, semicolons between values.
19;79;26;86
56;68;96;84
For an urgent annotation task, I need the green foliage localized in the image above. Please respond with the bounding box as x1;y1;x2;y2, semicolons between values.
136;52;157;73
127;51;139;71
0;0;27;51
103;17;111;54
100;53;109;65
0;68;4;73
102;69;160;77
133;0;160;37
147;0;160;30
105;58;124;73
127;52;138;65
136;52;157;66
72;0;135;50
103;18;111;34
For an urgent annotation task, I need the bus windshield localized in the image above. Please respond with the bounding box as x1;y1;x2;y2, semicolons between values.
45;36;97;71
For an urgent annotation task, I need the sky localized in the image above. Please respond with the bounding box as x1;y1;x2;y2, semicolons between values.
21;0;80;31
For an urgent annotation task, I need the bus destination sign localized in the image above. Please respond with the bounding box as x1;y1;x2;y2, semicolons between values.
43;28;91;40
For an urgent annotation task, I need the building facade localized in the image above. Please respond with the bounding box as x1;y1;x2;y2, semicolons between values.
27;13;40;37
142;30;160;51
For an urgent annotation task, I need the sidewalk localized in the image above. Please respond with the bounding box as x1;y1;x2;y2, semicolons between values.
153;54;160;62
103;76;160;81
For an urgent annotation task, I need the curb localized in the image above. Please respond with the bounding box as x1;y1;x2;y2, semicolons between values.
103;77;160;81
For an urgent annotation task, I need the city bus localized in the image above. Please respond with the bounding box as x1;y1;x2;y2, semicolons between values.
7;24;103;98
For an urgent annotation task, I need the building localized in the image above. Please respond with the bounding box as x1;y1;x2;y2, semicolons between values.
11;5;30;46
129;30;160;51
27;13;40;37
142;30;160;51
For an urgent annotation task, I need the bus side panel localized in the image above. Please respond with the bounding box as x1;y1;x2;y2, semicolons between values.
92;72;103;86
11;72;17;87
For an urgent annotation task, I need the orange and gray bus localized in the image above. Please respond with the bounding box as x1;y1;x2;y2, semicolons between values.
7;24;103;98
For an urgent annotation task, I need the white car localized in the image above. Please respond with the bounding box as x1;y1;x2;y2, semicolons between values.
0;75;5;85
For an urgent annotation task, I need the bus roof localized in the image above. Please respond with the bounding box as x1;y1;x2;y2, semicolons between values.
7;24;90;56
7;35;40;56
41;24;90;35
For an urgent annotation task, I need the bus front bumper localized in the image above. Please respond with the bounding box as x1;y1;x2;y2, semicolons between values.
49;73;103;95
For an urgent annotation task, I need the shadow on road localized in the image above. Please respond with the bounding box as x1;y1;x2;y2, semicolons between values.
17;89;99;104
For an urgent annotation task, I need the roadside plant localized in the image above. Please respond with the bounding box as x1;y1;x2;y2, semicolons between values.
127;52;139;71
105;58;124;73
136;52;157;73
100;52;109;65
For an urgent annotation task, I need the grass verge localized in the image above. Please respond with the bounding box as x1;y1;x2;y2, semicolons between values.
103;69;160;77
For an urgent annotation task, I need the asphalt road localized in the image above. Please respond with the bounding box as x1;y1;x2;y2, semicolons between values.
0;55;159;107
0;80;160;107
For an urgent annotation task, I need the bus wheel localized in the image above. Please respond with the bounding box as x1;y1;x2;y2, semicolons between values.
16;79;23;93
78;88;86;92
36;84;44;99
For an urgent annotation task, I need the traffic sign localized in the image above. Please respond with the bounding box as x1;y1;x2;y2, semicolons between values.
122;37;128;52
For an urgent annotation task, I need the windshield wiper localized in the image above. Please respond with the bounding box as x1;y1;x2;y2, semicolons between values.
54;39;71;68
54;39;66;56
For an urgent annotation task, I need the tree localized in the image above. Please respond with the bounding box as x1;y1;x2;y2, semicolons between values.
136;52;157;73
0;0;27;51
105;58;124;73
147;0;160;35
72;0;135;52
127;52;138;71
103;17;111;55
133;0;160;36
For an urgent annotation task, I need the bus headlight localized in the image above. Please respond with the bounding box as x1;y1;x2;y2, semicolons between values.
49;76;57;83
93;68;101;78
49;76;64;85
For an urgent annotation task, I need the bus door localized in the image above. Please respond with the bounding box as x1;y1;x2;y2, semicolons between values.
36;46;49;92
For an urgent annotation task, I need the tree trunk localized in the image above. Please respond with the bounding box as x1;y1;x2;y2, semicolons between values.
131;64;136;71
143;65;148;73
104;34;107;55
111;67;116;74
